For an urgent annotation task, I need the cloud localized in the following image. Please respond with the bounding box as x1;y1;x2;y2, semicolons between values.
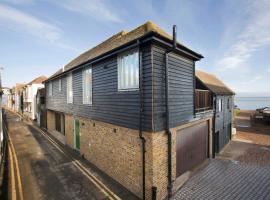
2;0;33;4
51;0;123;23
218;0;270;70
240;75;264;85
0;4;77;51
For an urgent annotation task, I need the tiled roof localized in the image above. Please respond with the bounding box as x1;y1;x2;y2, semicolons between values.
196;70;235;95
48;21;202;80
27;76;47;85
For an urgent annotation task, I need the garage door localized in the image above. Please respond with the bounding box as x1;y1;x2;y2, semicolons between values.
176;121;209;177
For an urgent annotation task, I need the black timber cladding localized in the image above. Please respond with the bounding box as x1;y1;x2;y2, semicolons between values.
46;44;153;131
46;41;199;132
152;44;195;131
215;95;234;151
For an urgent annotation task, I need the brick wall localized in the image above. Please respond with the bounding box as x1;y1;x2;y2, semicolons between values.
62;115;212;200
65;114;74;148
47;110;55;131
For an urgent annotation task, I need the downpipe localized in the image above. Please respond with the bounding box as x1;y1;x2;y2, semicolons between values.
138;40;146;200
165;25;177;199
212;95;217;158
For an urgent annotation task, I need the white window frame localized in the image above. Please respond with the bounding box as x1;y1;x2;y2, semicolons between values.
117;49;139;91
67;73;73;104
82;67;92;105
48;82;52;96
59;78;62;91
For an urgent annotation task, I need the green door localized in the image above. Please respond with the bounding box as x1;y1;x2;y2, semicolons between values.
74;119;80;150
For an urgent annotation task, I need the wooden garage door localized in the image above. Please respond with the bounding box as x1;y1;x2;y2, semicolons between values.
176;121;208;177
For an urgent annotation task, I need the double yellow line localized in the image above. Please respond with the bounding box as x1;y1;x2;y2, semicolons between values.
3;122;24;200
9;111;121;200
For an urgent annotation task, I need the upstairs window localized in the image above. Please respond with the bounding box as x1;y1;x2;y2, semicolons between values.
118;50;139;91
83;67;92;104
59;78;62;91
48;82;52;96
67;73;73;103
217;99;222;112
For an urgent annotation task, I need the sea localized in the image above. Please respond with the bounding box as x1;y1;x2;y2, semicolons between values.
235;97;270;110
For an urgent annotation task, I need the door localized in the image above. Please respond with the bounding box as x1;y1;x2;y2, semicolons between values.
74;119;80;150
176;121;208;177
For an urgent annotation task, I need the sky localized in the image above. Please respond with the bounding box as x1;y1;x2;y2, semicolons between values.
0;0;270;96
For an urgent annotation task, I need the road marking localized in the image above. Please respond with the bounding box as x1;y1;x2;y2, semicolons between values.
31;125;121;200
4;122;24;200
8;145;16;200
7;111;121;200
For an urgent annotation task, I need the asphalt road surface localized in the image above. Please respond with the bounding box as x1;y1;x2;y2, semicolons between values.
4;111;133;200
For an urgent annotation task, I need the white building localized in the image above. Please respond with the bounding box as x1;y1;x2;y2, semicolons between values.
23;76;47;120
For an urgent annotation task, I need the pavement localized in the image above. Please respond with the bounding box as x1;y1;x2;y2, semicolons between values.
4;110;139;200
173;110;270;200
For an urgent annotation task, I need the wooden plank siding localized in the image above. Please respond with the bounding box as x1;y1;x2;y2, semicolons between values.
46;42;200;132
46;44;153;131
214;95;233;151
152;45;195;131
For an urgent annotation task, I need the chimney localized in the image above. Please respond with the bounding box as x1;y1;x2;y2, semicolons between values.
173;25;177;49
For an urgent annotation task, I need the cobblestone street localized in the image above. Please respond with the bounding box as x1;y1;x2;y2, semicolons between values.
173;159;270;200
174;110;270;200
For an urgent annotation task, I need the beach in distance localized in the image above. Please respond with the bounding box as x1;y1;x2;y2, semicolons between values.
235;96;270;110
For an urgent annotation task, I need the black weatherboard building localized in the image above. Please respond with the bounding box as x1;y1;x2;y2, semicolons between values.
44;21;216;199
196;70;235;154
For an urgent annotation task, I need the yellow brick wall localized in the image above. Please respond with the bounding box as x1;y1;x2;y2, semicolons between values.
65;114;74;148
47;110;55;131
62;115;212;200
77;117;144;198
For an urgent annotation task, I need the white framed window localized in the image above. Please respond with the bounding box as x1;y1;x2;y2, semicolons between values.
117;49;139;91
48;82;52;96
67;73;73;103
59;78;62;91
83;67;92;104
217;99;222;112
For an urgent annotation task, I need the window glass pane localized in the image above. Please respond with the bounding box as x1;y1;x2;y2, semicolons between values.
59;79;61;91
67;74;73;103
83;68;92;104
118;50;139;90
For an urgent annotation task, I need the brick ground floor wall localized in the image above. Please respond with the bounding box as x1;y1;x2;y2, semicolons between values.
47;110;55;131
50;112;212;200
65;114;74;148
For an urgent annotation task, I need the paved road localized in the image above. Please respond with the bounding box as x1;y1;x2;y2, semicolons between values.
173;159;270;200
174;110;270;200
4;111;137;200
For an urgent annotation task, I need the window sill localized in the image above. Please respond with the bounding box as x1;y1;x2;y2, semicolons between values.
118;88;139;92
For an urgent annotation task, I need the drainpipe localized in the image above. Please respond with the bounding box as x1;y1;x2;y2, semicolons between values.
138;40;146;200
212;94;217;158
165;25;177;199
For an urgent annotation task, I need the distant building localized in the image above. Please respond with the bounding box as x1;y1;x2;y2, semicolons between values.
1;87;11;108
14;83;25;113
23;76;47;120
36;88;46;128
196;70;235;153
